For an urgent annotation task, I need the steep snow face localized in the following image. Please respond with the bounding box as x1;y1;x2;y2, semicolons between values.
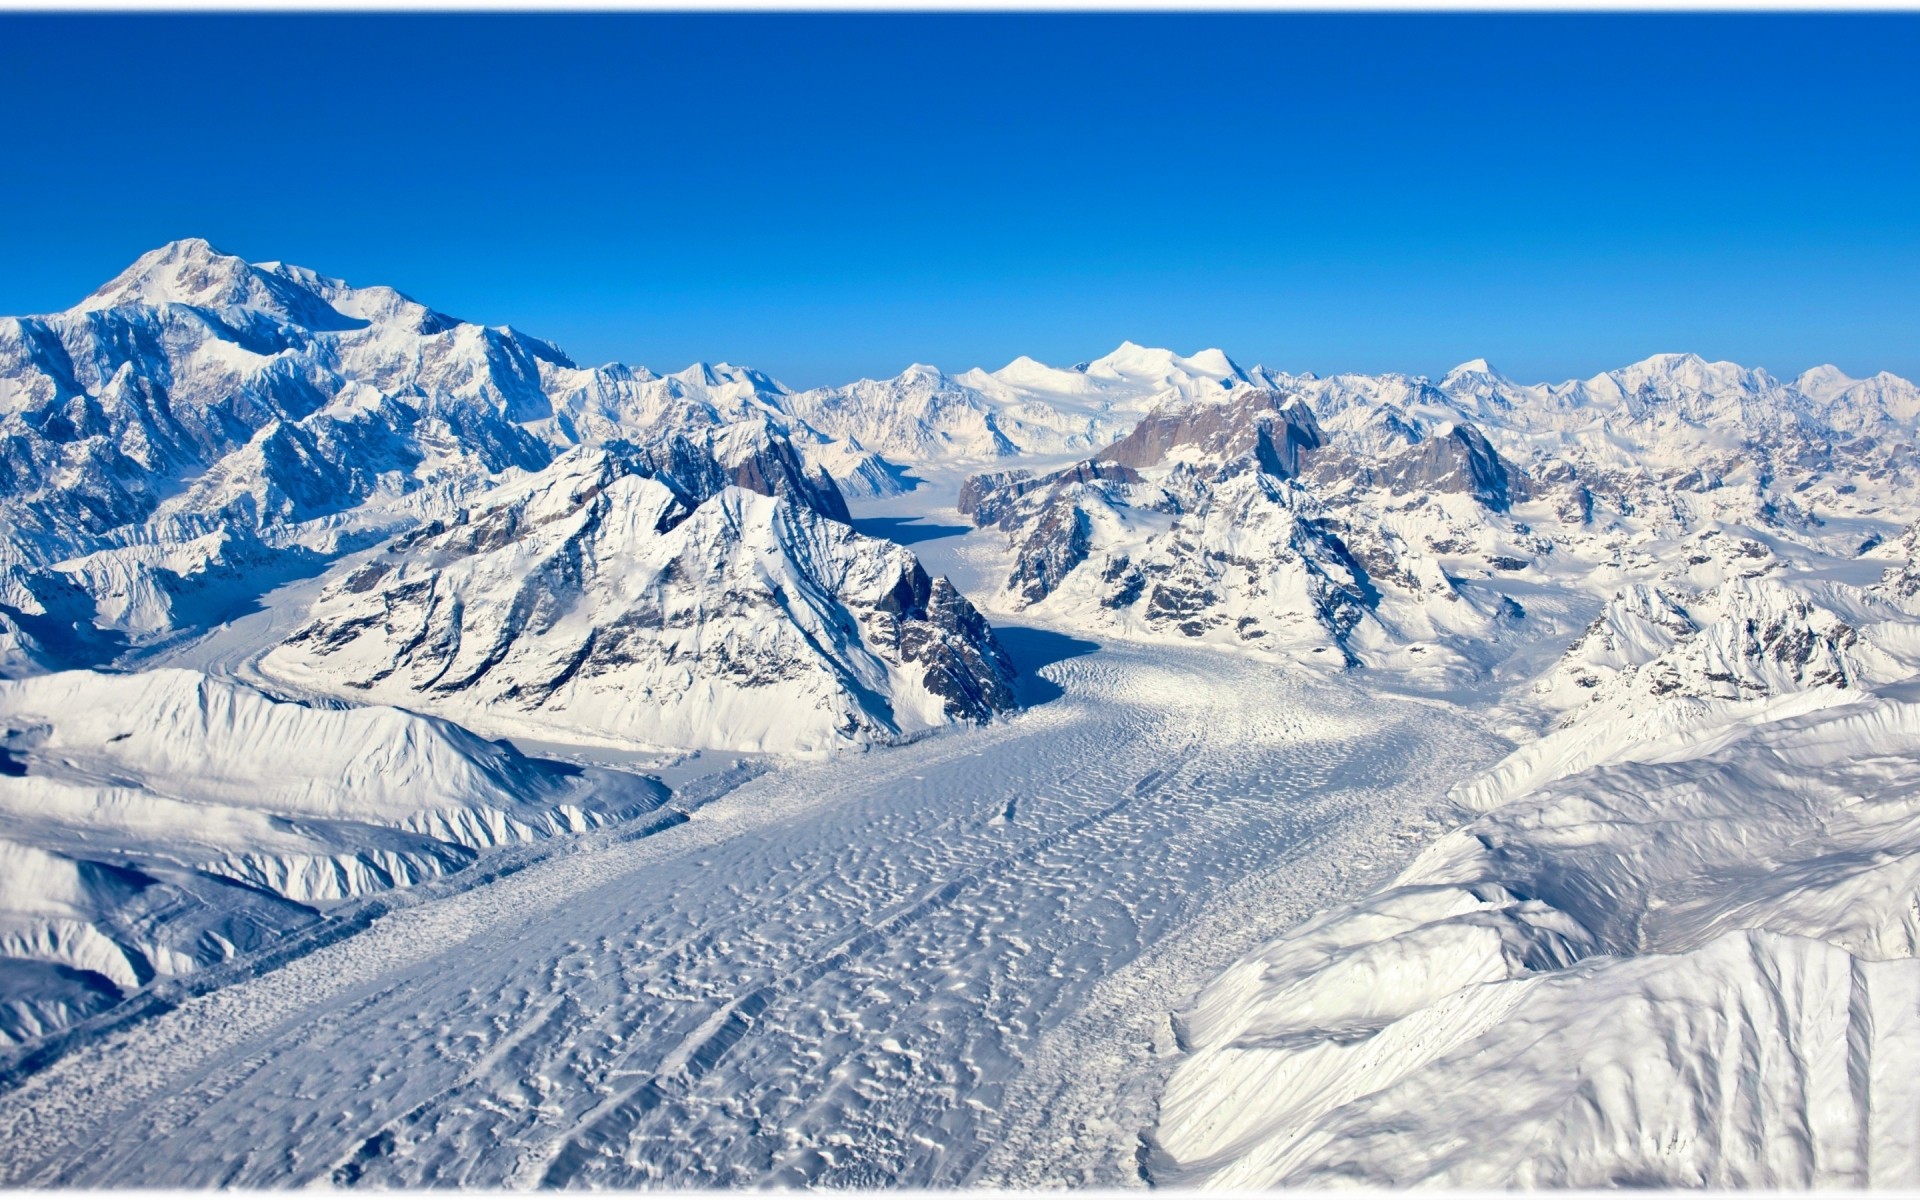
1152;574;1920;1189
0;667;666;1046
781;342;1276;465
262;450;1016;754
0;240;889;667
785;365;1019;464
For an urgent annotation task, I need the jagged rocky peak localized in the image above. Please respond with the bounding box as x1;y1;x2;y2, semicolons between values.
1536;572;1904;719
957;460;1147;530
1365;421;1528;512
956;372;1545;676
646;421;852;523
264;448;1016;754
1870;520;1920;605
1095;387;1324;476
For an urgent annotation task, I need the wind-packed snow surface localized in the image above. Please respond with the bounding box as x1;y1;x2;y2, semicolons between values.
6;239;1920;1187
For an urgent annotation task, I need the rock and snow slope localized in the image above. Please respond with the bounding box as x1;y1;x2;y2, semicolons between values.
955;346;1920;686
261;448;1016;754
957;388;1551;677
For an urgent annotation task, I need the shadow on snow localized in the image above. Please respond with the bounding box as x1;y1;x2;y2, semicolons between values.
850;515;973;547
992;623;1101;707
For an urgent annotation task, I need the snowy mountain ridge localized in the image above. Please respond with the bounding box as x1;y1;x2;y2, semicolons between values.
1152;583;1920;1187
0;667;668;1046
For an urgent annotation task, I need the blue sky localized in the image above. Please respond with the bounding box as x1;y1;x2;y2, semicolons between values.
2;13;1915;387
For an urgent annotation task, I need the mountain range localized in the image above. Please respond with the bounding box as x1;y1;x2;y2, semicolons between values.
5;240;1920;1186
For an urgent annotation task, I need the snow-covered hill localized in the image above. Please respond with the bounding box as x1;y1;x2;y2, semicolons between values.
1150;567;1920;1188
0;668;665;1046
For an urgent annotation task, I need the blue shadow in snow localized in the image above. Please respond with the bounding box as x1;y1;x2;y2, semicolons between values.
851;515;972;547
993;623;1101;707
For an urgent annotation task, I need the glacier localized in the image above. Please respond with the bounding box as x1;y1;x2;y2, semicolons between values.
2;238;1920;1188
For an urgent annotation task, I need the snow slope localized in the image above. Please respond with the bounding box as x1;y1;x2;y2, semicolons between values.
0;668;665;1046
1152;588;1920;1187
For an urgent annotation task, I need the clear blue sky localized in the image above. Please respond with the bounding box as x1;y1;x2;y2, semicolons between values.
2;13;1916;387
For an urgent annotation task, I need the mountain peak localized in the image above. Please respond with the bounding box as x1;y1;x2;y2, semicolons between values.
1446;357;1499;377
72;241;463;335
78;238;253;312
1083;343;1249;396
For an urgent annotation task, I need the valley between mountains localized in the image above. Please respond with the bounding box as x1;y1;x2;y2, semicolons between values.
4;239;1920;1187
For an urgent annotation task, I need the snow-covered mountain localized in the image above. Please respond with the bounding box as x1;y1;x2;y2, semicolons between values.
0;240;901;669
950;345;1920;682
10;239;1920;1189
0;241;1025;1048
780;342;1273;464
956;387;1545;677
260;447;1016;754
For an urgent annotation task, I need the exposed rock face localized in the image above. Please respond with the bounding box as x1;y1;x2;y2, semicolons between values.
960;385;1536;675
958;461;1144;528
1873;521;1920;605
1094;388;1325;478
1366;422;1528;511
